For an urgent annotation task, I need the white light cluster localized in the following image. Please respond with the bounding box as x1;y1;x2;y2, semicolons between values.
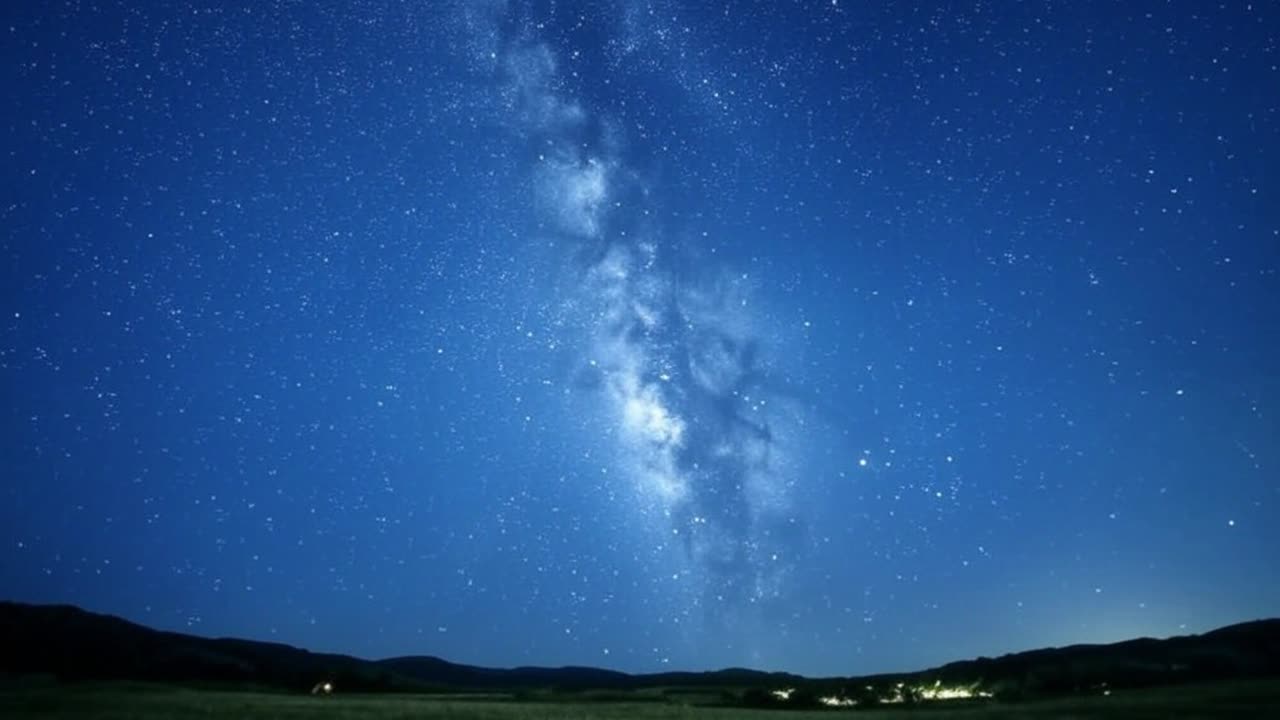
917;681;992;700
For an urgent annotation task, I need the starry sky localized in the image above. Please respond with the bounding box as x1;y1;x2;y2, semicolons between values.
2;0;1278;677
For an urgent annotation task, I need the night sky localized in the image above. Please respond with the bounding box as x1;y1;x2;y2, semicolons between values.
2;1;1278;677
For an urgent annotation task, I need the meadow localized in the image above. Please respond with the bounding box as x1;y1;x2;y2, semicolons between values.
1;678;1277;720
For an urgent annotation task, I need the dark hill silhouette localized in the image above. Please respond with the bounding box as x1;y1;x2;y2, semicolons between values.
918;618;1280;698
0;602;411;691
1;600;1277;699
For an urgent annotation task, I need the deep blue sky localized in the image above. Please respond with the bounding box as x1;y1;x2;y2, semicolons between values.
2;0;1277;676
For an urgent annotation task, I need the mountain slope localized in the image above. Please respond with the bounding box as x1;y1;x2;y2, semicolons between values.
921;619;1280;695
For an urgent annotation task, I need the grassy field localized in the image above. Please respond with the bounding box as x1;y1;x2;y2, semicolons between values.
1;678;1277;719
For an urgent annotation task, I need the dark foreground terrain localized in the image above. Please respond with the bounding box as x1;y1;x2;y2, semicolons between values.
4;602;1280;700
1;677;1278;719
3;601;1280;716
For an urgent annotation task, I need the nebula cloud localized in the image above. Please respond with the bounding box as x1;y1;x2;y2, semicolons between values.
537;150;610;239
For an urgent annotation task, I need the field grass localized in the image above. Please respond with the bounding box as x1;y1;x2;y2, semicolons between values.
0;678;1277;719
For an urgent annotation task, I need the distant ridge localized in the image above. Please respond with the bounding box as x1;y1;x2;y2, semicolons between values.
1;600;1277;697
914;617;1280;696
0;601;799;692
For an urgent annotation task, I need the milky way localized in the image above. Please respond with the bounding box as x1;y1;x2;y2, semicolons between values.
470;1;810;618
